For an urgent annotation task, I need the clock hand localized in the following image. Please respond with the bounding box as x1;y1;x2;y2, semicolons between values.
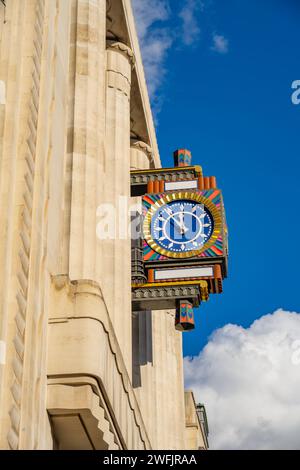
172;216;188;234
170;217;187;238
178;212;188;234
172;216;183;230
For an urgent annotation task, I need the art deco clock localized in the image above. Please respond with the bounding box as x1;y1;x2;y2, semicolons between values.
144;193;221;258
131;149;228;332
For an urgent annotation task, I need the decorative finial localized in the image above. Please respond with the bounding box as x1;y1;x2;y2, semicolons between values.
175;301;195;331
173;149;192;167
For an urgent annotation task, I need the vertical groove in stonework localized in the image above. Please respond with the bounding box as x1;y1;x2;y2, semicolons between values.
8;0;45;451
130;145;156;448
30;0;51;448
104;43;132;375
62;0;77;274
69;0;106;281
73;0;87;277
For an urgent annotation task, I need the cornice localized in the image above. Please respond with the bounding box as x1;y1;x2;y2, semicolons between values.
121;0;161;167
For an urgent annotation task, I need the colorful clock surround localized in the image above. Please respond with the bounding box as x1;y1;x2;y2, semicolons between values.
143;190;223;259
131;149;228;332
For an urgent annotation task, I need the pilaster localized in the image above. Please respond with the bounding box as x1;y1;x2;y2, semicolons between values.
68;0;106;282
102;40;134;376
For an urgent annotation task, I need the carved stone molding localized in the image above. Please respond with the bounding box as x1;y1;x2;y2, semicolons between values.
130;167;202;187
106;40;135;66
130;140;154;165
132;283;206;311
7;0;46;451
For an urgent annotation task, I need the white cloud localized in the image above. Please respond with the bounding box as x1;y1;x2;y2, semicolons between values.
132;0;172;101
211;33;229;54
132;0;170;41
132;2;228;116
138;30;173;99
184;309;300;449
132;0;203;115
179;0;203;46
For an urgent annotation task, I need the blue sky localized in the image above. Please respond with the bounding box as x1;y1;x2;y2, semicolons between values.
133;0;300;357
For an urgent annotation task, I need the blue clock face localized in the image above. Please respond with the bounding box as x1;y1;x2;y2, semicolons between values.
151;200;214;254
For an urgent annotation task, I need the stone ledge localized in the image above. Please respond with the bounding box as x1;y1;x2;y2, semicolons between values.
47;384;119;450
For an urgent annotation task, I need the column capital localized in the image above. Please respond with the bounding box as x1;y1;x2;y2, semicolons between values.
130;139;153;160
106;40;135;67
130;140;154;170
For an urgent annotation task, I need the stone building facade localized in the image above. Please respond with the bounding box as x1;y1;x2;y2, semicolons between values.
0;0;208;450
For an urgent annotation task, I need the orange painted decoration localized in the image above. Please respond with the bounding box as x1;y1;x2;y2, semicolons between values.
144;250;154;261
147;181;154;193
204;177;210;189
213;264;222;278
143;194;156;205
153;180;160;193
210;246;223;256
159;180;165;192
198;176;204;190
210;176;217;189
208;189;220;201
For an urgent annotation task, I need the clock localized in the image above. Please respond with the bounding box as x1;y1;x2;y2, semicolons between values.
143;191;222;259
151;200;213;253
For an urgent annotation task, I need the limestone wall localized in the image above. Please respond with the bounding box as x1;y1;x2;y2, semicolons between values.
185;391;209;450
0;0;56;449
0;0;187;450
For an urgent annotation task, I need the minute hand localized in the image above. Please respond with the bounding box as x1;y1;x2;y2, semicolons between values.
173;214;188;234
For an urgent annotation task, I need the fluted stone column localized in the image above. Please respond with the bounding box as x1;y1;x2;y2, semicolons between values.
103;41;134;376
68;0;106;282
